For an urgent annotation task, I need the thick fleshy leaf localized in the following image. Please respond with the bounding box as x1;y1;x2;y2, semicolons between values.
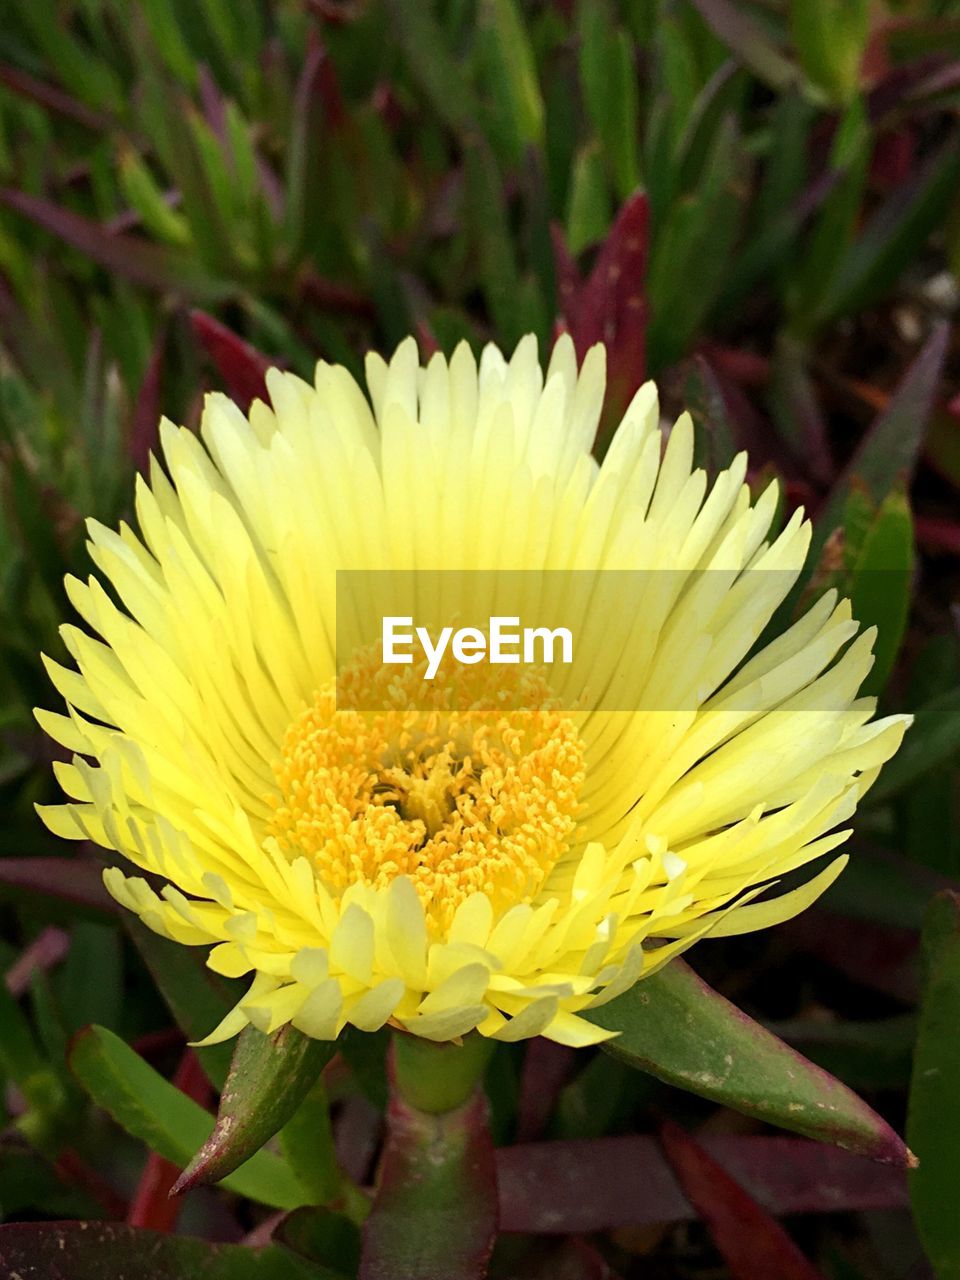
279;1080;360;1215
0;190;231;301
825;137;960;320
4;926;70;998
558;192;648;443
690;0;798;91
360;1089;498;1280
171;1024;335;1195
386;0;481;134
847;490;914;693
0;857;113;917
0;62;109;128
908;891;960;1277
495;1133;908;1234
190;310;273;411
768;334;835;486
578;4;640;200
126;1051;209;1232
284;32;341;260
815;322;948;548
0;1222;339;1280
782;904;919;1005
69;1025;307;1210
586;959;914;1164
276;1206;363;1275
516;1039;575;1142
660;1122;826;1279
476;0;545;167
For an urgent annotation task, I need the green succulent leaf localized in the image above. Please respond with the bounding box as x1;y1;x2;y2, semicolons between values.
69;1025;308;1210
0;1222;341;1280
909;893;960;1278
587;959;914;1165
171;1023;335;1195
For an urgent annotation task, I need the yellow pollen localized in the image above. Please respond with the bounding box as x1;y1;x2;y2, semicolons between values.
267;647;586;931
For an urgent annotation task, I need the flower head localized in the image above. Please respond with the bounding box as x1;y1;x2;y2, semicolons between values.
37;335;909;1047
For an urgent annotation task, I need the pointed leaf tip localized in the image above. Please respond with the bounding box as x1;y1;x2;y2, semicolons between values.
189;310;275;412
171;1023;334;1195
587;960;913;1166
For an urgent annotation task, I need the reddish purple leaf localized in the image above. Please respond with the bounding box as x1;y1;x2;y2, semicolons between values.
334;1092;383;1185
870;126;916;191
4;926;70;997
0;856;114;915
869;53;960;119
0;63;109;129
556;193;649;444
916;515;960;557
0;190;229;301
306;0;367;22
660;1123;826;1280
360;1088;497;1280
496;1134;908;1235
550;223;583;318
781;906;919;1004
52;1151;129;1220
189;310;274;412
516;1038;575;1142
127;1051;208;1231
198;66;228;143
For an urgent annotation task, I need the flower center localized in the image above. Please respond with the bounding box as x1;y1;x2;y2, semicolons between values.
267;649;586;931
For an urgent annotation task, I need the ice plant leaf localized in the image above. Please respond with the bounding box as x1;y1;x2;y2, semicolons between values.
815;322;948;550
587;959;914;1164
908;891;960;1277
359;1088;498;1280
0;1222;339;1279
171;1024;334;1195
0;856;113;918
825;138;960;320
559;192;648;441
689;0;798;91
190;310;273;412
495;1133;908;1234
660;1121;827;1280
0;189;231;301
848;490;914;694
69;1026;308;1209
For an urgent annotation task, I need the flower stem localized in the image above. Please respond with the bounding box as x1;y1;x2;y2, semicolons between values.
391;1032;494;1114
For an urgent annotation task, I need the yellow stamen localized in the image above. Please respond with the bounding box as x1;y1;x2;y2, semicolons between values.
268;649;586;931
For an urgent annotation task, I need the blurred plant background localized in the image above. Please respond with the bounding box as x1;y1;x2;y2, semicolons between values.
1;0;959;1277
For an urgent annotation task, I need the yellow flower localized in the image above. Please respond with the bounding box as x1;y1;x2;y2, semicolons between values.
37;335;909;1047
